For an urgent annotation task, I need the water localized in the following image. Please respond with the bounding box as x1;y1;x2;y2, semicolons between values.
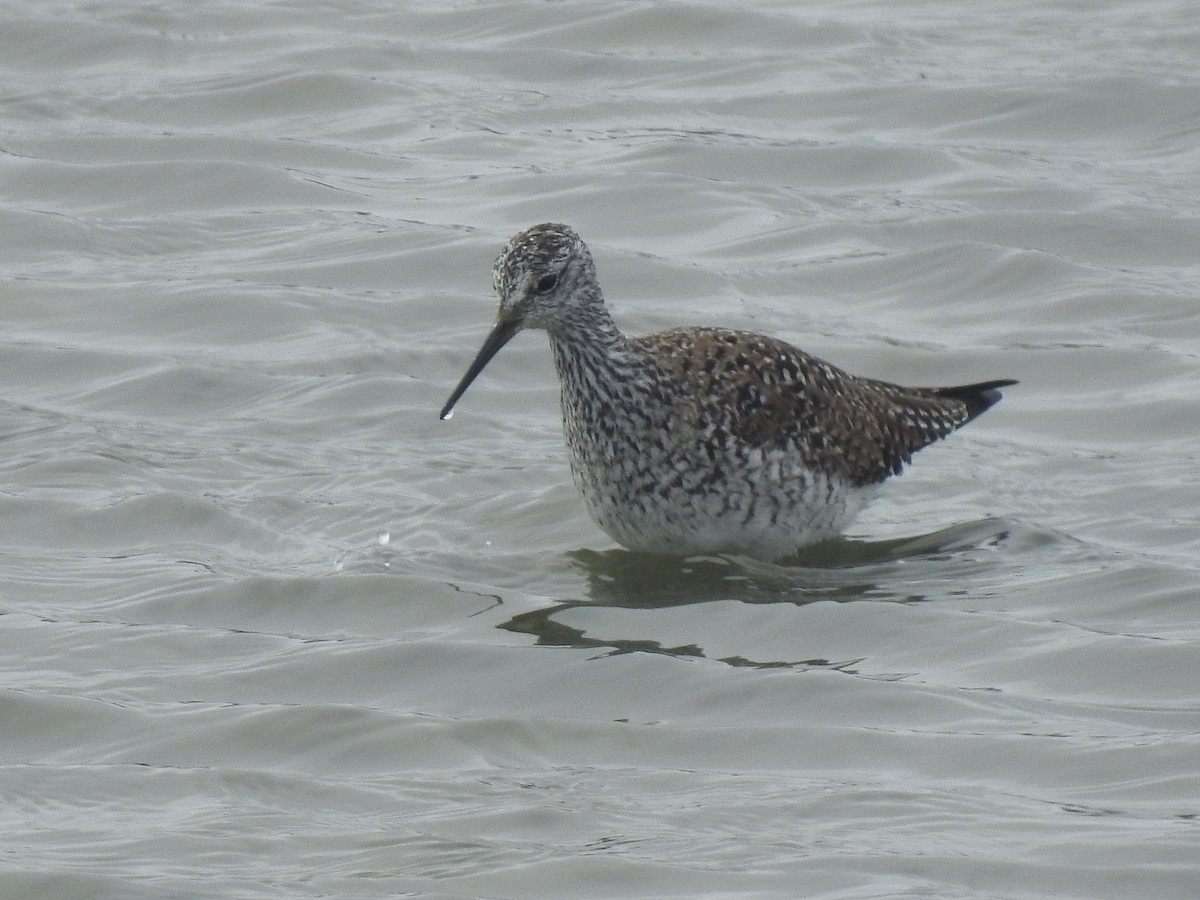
2;1;1198;897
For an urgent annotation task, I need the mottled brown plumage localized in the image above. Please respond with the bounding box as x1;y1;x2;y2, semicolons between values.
638;327;1009;486
441;223;1014;560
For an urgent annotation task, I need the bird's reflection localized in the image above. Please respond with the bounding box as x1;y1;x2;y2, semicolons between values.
499;518;1015;670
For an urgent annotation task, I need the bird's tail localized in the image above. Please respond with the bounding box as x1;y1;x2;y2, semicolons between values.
933;379;1018;423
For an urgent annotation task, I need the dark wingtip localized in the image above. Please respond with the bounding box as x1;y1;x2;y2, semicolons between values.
935;378;1017;422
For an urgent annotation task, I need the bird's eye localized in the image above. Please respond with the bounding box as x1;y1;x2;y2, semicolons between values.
535;273;559;293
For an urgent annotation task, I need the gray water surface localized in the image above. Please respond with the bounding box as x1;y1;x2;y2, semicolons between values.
2;1;1198;898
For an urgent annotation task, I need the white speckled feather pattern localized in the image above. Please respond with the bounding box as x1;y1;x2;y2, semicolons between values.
441;223;1015;561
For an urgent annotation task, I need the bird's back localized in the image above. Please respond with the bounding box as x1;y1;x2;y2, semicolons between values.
633;327;1012;487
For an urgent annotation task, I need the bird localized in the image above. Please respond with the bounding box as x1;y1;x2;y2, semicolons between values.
440;223;1014;562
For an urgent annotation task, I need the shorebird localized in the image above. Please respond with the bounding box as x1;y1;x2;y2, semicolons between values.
440;223;1014;561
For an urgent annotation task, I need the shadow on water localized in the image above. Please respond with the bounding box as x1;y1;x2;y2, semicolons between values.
499;517;1029;669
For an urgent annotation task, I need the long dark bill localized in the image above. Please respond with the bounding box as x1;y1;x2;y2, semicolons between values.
439;316;522;420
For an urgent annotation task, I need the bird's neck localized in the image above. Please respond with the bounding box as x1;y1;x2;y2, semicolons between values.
546;301;642;403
